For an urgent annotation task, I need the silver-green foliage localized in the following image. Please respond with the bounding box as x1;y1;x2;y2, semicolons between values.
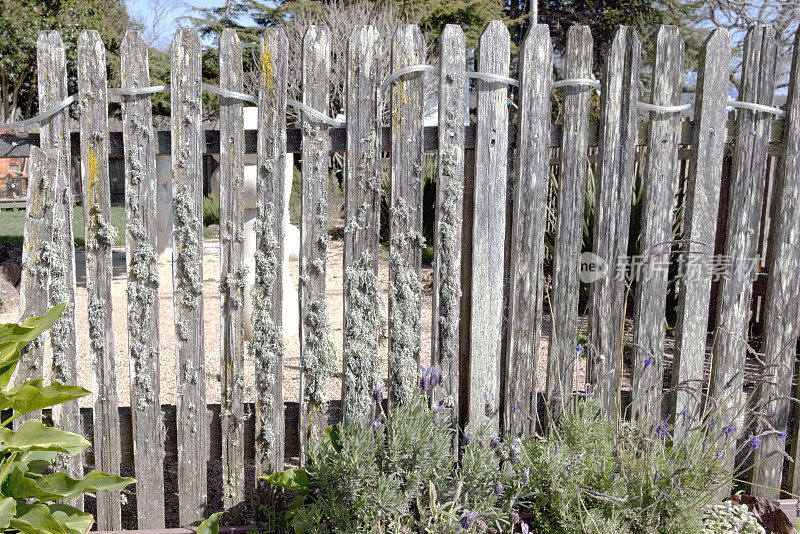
264;391;530;533
0;304;134;533
702;502;765;534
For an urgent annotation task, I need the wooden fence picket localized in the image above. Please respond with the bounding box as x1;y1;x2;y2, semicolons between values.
77;29;122;530
432;24;466;431
505;23;552;435
18;146;56;421
299;25;333;462
587;26;641;417
709;25;778;497
756;31;800;498
219;28;247;510
171;28;207;526
671;29;731;432
388;24;426;403
467;21;510;433
546;25;592;423
120;29;166;529
254;28;288;477
342;25;382;421
631;26;684;423
36;30;84;510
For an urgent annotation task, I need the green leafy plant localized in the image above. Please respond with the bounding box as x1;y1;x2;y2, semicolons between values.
203;193;220;226
262;372;530;533
702;501;765;534
0;303;134;534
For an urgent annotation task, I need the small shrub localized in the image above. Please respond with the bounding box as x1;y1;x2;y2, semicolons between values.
203;193;220;226
0;303;134;533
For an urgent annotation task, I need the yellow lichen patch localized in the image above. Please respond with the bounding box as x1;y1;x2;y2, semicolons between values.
260;44;274;89
87;144;100;206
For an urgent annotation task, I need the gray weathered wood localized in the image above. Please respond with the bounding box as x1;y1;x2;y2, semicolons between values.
299;25;334;462
587;26;641;417
17;146;57;421
342;26;382;421
467;21;510;433
218;28;246;510
253;28;288;477
37;30;84;510
631;26;684;424
170;28;207;526
545;25;591;424
120;30;165;529
505;24;552;435
388;24;425;403
77;30;121;530
431;25;466;428
671;29;731;433
709;25;778;496
758;31;800;498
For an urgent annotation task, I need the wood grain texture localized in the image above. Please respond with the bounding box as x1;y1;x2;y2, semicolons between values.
505;23;552;435
545;25;590;424
467;21;510;433
253;28;288;477
299;25;334;462
759;31;800;498
77;30;121;530
388;25;425;403
36;30;84;510
587;26;641;417
671;29;731;433
709;25;778;496
218;28;246;510
431;25;465;431
342;26;382;421
171;28;207;526
631;26;684;424
18;146;56;423
120;30;165;529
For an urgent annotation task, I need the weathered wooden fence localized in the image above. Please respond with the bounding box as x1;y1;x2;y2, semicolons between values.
1;20;799;530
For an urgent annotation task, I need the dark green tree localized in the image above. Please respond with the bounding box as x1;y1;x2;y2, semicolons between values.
0;0;131;125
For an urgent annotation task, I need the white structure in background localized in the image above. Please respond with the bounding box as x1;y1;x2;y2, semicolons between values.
156;107;300;341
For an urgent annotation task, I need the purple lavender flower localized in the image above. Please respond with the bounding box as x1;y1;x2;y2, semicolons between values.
576;343;584;355
643;357;655;369
509;437;522;464
373;382;385;403
432;401;445;414
490;434;500;450
680;408;688;417
460;511;476;529
521;522;530;534
750;436;761;450
419;366;443;392
509;511;520;524
779;431;788;440
725;424;735;435
372;416;383;431
463;429;473;446
494;481;505;496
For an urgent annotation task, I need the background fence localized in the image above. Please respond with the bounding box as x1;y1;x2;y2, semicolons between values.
0;19;798;531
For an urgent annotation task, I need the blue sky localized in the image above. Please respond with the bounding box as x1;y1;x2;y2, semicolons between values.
125;0;230;47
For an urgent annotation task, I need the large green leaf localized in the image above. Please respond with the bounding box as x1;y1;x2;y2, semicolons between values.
196;511;225;534
2;468;63;502
48;503;93;534
0;380;89;420
261;468;310;493
14;450;59;475
0;497;16;529
9;503;68;534
0;304;66;388
0;420;89;455
35;470;134;501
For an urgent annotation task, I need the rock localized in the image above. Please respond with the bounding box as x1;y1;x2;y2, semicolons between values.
0;278;19;314
0;260;22;287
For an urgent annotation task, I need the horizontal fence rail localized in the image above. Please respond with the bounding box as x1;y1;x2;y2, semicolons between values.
3;20;800;529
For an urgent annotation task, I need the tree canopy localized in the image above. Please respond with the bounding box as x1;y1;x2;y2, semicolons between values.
0;0;131;125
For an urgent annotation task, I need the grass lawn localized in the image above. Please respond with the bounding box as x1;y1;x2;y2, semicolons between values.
0;205;224;247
